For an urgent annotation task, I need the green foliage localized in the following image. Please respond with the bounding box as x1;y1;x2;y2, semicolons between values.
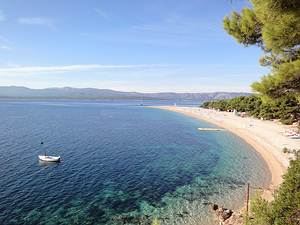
249;151;300;225
151;218;161;225
222;4;300;222
224;8;262;46
249;193;272;225
251;0;300;52
251;60;300;98
201;95;300;124
224;0;300;101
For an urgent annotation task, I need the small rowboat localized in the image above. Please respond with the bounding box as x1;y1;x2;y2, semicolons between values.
38;141;61;162
38;155;61;162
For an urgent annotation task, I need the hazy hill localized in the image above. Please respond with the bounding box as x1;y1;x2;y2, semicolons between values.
0;86;250;101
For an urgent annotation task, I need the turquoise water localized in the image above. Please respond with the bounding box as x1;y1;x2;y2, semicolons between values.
0;101;271;225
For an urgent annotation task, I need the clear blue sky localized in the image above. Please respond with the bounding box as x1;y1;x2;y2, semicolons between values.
0;0;267;92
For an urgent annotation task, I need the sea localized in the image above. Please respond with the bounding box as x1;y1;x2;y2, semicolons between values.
0;100;271;225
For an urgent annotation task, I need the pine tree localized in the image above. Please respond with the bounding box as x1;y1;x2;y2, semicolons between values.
224;0;300;102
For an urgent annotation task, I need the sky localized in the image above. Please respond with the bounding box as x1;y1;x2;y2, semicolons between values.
0;0;268;93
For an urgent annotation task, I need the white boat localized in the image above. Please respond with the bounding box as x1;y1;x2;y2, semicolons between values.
198;128;224;131
38;141;61;162
38;155;61;162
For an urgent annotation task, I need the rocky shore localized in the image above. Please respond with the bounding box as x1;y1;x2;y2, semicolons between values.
211;204;244;225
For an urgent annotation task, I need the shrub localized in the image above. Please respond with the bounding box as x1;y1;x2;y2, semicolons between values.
249;151;300;225
201;95;299;125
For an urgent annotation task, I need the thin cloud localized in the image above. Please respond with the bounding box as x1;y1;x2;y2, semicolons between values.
95;8;109;20
0;64;172;76
18;17;56;30
0;35;13;50
132;21;219;35
0;10;5;22
0;45;12;50
0;35;11;44
81;19;224;48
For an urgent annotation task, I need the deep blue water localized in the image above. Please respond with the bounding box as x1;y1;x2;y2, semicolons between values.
0;100;271;225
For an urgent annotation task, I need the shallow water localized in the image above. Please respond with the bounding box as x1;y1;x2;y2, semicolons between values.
0;100;271;225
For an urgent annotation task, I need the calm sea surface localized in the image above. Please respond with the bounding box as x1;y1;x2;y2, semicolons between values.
0;100;271;225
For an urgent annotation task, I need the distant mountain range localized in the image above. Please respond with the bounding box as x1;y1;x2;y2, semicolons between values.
0;86;251;101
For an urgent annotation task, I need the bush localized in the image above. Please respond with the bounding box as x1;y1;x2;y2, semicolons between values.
249;151;300;225
280;116;295;125
201;95;300;125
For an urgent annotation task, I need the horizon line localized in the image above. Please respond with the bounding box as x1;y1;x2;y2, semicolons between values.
0;85;253;94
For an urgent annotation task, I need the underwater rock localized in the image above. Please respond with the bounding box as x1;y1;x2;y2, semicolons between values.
212;204;219;211
177;213;184;218
182;210;189;215
113;215;151;225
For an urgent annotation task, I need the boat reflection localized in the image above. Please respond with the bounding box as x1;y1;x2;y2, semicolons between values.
38;160;61;167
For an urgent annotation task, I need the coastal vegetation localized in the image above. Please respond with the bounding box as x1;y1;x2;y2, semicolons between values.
223;0;300;103
201;95;300;124
203;0;300;126
248;151;300;225
203;0;300;224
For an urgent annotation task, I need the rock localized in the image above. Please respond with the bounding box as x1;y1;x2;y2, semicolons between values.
177;213;184;218
182;210;189;215
222;209;244;225
214;206;233;222
210;203;237;224
220;209;233;221
212;204;219;211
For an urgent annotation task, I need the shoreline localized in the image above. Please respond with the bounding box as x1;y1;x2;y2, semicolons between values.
149;106;298;200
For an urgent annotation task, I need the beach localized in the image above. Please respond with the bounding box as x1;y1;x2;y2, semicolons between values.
151;106;299;199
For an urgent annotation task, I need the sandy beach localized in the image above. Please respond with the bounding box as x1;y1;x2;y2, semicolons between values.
151;106;299;199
